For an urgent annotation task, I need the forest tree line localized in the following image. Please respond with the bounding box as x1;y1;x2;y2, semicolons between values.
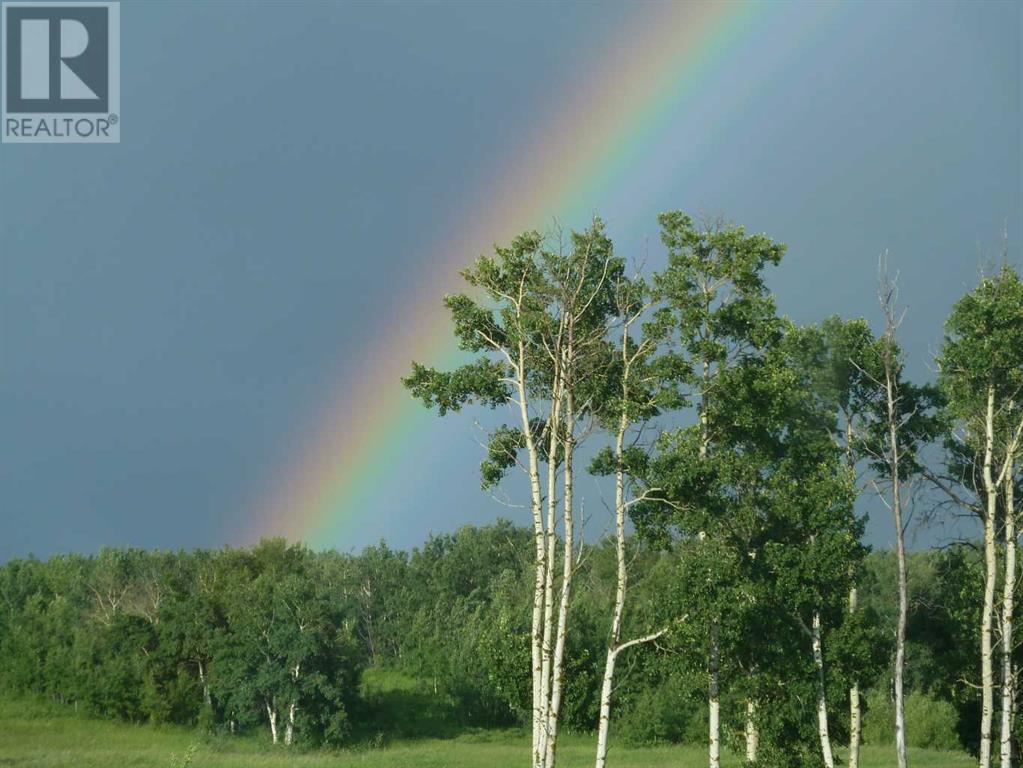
1;211;1020;768
0;530;998;755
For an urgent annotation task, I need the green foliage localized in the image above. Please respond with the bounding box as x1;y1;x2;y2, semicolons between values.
938;264;1023;419
403;218;626;490
614;677;705;747
862;688;964;752
935;264;1023;520
481;425;526;490
404;359;509;416
0;524;1001;760
0;542;365;747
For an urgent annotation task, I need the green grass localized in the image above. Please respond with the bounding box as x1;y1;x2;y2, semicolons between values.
0;696;973;768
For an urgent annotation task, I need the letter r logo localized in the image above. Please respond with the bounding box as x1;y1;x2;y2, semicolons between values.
4;5;110;113
20;18;99;100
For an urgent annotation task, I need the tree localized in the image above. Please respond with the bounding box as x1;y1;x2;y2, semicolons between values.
787;316;887;768
349;543;411;666
404;220;622;768
767;322;879;767
213;541;361;746
636;211;785;767
937;264;1023;768
589;270;680;768
849;266;941;768
158;551;221;725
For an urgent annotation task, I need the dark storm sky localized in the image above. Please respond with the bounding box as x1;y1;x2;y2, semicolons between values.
1;1;1019;559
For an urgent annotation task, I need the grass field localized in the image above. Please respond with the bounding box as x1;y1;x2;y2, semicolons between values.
0;697;974;768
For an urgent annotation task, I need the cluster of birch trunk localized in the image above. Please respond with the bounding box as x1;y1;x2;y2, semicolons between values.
405;212;1023;768
932;262;1023;768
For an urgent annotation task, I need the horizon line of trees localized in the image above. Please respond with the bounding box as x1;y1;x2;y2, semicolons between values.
0;529;998;757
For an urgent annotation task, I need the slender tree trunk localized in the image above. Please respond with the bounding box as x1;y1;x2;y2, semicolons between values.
531;508;547;768
745;699;760;764
362;581;377;664
849;587;861;768
594;311;667;768
1006;449;1014;768
699;349;722;768
595;647;618;768
266;699;278;745
539;507;558;765
982;386;998;768
538;366;563;767
595;412;629;768
1001;443;1016;768
545;388;574;768
516;353;547;768
813;611;836;768
709;621;721;768
285;702;296;746
285;662;300;746
846;419;862;768
998;421;1014;768
538;486;557;764
198;659;212;711
883;344;909;768
892;466;909;768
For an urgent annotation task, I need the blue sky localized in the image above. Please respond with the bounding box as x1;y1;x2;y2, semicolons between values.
0;0;1019;560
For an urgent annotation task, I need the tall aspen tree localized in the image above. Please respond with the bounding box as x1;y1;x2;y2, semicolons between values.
937;265;1023;768
590;273;678;768
405;221;621;768
644;212;785;768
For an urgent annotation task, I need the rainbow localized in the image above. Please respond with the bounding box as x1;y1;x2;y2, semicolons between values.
249;1;779;548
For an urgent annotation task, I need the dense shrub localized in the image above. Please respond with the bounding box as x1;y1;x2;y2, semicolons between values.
615;679;704;746
862;687;963;751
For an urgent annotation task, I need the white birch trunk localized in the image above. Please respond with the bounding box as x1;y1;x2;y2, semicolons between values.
514;335;549;768
842;418;862;768
883;342;909;768
893;478;909;768
813;611;836;768
595;646;618;768
539;506;557;763
849;587;861;768
709;621;721;768
1000;445;1016;768
545;390;574;768
285;662;300;746
266;700;278;745
198;660;212;711
700;349;721;768
745;699;760;764
538;374;562;766
285;702;296;746
532;539;547;768
594;311;668;768
595;412;628;768
594;630;667;768
981;386;998;768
